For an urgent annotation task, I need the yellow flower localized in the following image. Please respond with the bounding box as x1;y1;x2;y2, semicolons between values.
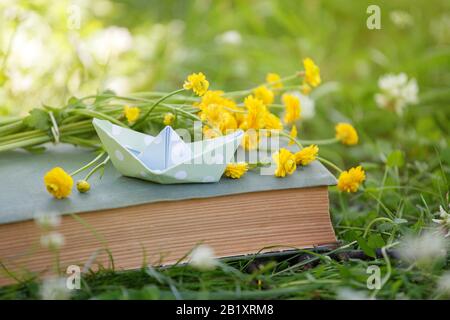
253;86;274;105
44;167;73;199
335;123;359;145
303;58;321;87
197;90;225;109
266;73;283;89
241;95;266;130
295;144;318;166
282;94;301;124
241;131;259;150
337;166;366;193
224;162;249;179
273;148;297;177
217;112;238;133
288;125;297;145
183;72;209;96
76;180;90;193
163;112;175;126
264;112;283;131
301;83;312;95
124;105;140;123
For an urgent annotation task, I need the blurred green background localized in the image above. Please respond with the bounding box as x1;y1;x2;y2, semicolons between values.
2;0;448;167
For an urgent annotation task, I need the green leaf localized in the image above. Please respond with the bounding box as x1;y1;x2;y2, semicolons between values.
95;90;116;104
23;109;50;131
367;234;385;249
387;150;404;168
357;237;376;258
394;218;408;224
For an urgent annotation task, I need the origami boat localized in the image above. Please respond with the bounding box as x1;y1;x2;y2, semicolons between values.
93;118;244;184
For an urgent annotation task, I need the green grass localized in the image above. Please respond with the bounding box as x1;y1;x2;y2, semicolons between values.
1;0;450;299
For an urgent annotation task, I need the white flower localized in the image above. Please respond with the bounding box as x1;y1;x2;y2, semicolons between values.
437;272;450;295
87;26;133;64
215;30;242;46
432;205;450;238
389;11;414;28
40;232;65;249
375;73;418;115
40;277;70;300
34;212;61;229
189;244;217;270
398;231;448;266
292;92;315;119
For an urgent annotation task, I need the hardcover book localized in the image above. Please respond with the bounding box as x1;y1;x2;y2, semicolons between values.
0;145;337;285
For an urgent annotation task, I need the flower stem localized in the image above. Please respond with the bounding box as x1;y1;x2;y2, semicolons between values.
224;73;300;97
70;151;106;176
84;156;110;181
279;131;303;149
317;156;343;173
298;137;338;145
132;88;186;128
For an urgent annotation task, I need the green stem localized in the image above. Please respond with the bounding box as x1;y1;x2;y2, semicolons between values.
69;109;127;127
317;156;343;173
132;88;186;128
279;131;303;149
0;121;24;135
363;217;394;238
84;156;110;181
0;136;51;152
224;73;300;97
298;137;338;145
70;151;106;176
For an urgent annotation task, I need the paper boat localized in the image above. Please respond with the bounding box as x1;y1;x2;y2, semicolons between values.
92;118;244;184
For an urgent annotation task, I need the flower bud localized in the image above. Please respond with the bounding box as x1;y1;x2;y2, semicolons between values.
76;180;90;193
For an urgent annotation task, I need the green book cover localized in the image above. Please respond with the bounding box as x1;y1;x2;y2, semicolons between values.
0;145;336;225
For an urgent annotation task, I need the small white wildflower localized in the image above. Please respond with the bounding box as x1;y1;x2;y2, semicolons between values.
375;73;418;115
292;92;315;119
337;288;371;300
389;10;414;28
215;30;242;46
189;244;217;270
437;272;450;295
40;277;71;300
34;212;61;229
398;231;448;266
432;205;450;238
40;232;65;250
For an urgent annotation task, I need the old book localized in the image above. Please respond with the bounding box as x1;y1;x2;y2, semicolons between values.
0;145;337;285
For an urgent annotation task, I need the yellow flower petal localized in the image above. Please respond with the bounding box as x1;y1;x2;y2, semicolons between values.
253;85;274;105
183;72;209;96
266;73;283;89
282;94;301;124
337;166;366;192
124;105;140;123
335;123;359;145
44;167;73;199
303;57;321;87
224;162;249;179
295;144;318;166
288;125;298;145
163;112;175;126
273;148;297;177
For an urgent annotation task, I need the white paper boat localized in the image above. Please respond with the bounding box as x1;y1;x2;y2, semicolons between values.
92;118;244;184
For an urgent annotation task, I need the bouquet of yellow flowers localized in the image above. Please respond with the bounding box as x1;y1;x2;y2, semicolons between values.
0;58;365;198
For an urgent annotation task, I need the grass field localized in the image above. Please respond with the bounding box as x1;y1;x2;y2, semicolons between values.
0;0;449;299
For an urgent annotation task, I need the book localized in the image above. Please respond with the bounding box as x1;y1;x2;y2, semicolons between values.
0;145;337;285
